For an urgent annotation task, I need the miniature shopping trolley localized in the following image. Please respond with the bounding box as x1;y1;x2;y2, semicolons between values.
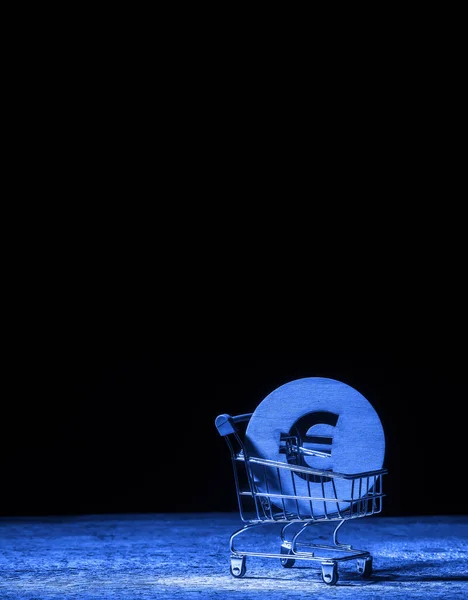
215;412;387;585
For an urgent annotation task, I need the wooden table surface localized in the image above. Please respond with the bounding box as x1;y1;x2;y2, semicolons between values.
1;513;467;599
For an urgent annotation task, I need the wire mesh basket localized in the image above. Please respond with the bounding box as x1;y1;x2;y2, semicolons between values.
215;412;387;585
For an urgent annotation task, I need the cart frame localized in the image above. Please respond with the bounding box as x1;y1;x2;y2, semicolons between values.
215;412;387;585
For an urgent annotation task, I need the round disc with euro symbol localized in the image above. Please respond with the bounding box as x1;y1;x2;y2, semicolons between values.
244;377;385;517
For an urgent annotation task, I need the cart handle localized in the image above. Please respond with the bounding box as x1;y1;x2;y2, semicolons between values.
215;413;252;436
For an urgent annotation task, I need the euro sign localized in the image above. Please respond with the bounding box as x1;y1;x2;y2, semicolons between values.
280;411;339;481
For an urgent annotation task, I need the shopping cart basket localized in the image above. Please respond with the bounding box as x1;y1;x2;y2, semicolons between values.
215;412;387;585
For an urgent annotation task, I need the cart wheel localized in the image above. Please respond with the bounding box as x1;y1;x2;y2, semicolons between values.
280;545;296;568
357;556;373;578
230;556;247;578
321;562;339;585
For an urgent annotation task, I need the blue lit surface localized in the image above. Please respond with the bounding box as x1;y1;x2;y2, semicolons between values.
0;513;467;599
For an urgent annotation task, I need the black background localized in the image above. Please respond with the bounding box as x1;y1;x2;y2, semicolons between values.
1;348;465;518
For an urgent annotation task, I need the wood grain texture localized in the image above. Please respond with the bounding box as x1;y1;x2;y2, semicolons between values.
0;513;467;599
245;378;385;516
